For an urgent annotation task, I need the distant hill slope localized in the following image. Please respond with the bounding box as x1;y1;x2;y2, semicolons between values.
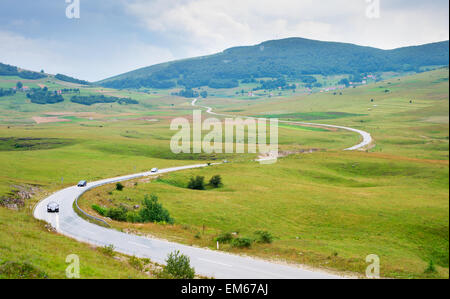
0;62;90;85
0;62;47;80
98;38;449;89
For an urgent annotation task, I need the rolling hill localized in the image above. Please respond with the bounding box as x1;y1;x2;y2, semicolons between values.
98;37;449;89
0;62;90;85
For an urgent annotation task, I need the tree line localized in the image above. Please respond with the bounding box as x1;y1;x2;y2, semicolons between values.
70;94;139;106
0;88;16;97
0;63;47;80
26;89;64;105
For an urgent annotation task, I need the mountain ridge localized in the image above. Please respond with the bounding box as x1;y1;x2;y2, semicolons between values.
97;37;449;89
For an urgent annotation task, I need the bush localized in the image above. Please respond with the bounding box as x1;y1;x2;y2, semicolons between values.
107;206;128;222
231;237;253;248
159;251;195;279
92;204;108;216
139;194;174;224
188;176;205;190
116;183;124;191
254;231;274;244
209;175;222;188
100;244;116;257
215;232;233;244
0;261;48;279
424;260;437;274
128;256;143;271
126;211;142;223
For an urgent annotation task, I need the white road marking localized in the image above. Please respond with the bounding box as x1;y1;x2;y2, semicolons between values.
198;258;233;267
129;241;152;249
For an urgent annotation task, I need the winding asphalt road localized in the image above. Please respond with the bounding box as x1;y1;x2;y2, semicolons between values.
191;99;373;151
33;99;373;279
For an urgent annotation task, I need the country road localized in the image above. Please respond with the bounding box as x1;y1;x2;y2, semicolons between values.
191;99;373;151
32;99;374;279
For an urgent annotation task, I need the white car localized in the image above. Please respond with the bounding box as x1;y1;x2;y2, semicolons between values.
150;168;159;173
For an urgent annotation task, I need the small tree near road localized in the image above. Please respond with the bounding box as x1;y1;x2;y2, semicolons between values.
159;251;195;279
139;194;174;224
209;175;222;188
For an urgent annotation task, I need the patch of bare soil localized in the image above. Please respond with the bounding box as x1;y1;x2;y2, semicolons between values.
32;116;71;124
44;112;137;119
258;148;321;160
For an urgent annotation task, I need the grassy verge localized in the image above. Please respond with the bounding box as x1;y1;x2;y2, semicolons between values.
0;203;149;278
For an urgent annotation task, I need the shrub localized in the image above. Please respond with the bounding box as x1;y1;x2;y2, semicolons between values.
215;232;233;244
126;211;142;223
231;237;253;248
116;183;124;191
139;194;174;224
100;244;116;257
0;261;48;279
209;175;222;188
188;176;206;190
107;206;128;222
254;231;274;244
92;204;107;216
424;260;437;274
159;251;195;279
128;256;143;271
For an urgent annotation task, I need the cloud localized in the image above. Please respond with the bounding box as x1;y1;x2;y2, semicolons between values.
0;0;448;80
0;30;175;81
125;0;449;55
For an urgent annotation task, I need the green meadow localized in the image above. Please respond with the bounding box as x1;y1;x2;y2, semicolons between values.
1;68;449;278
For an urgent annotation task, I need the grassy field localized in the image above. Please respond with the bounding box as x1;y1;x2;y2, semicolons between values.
1;68;448;278
78;68;448;278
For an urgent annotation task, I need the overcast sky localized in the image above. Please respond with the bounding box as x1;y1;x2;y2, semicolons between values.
0;0;448;81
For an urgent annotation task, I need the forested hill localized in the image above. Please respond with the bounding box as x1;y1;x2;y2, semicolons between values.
98;38;449;89
0;62;91;85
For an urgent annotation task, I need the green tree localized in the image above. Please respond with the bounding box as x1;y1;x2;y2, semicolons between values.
209;175;222;188
160;251;195;279
188;176;206;190
139;194;174;224
16;81;23;90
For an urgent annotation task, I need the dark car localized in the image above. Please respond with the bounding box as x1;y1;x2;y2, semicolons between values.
47;202;59;213
77;180;87;187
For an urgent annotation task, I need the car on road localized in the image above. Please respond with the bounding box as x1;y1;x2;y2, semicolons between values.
47;202;59;213
150;168;159;173
77;180;87;187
